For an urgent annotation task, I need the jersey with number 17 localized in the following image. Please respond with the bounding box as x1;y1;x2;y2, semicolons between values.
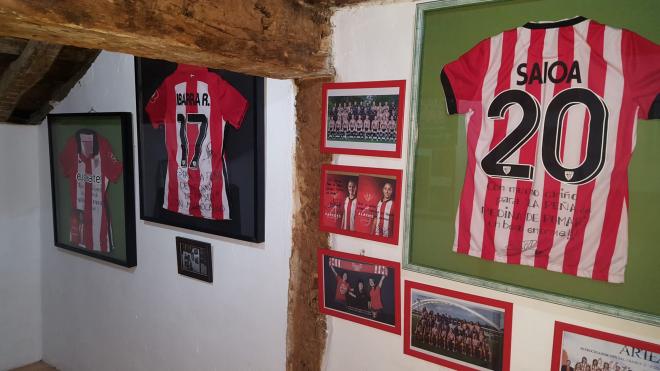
441;17;660;282
146;64;248;220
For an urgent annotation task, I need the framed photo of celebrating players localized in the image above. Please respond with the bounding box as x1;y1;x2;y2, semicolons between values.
319;164;402;245
404;281;512;371
404;0;660;323
550;322;660;371
318;248;401;334
134;57;265;243
320;80;406;158
47;113;136;267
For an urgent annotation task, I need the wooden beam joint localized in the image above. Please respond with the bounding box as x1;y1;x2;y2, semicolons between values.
0;40;62;122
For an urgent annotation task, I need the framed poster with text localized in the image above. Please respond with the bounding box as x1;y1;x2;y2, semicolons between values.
320;164;402;245
550;322;660;371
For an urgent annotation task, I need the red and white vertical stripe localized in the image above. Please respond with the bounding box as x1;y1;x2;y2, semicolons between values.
375;199;393;237
164;80;229;220
75;149;111;252
342;197;357;230
450;19;642;282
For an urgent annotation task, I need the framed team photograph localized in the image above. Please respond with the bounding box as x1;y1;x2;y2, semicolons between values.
47;112;136;267
176;237;213;282
320;80;406;158
319;164;402;245
404;0;660;325
404;281;512;371
551;321;660;371
318;248;400;334
135;57;265;243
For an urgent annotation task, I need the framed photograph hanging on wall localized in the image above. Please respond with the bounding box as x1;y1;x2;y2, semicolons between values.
319;164;402;245
47;112;136;267
551;321;660;371
403;280;513;371
318;248;401;334
320;80;406;158
135;57;265;243
176;237;213;283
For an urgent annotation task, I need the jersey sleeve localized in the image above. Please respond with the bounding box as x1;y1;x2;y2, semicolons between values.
58;137;77;178
440;38;491;115
218;77;249;129
100;139;123;182
622;30;660;119
145;80;169;128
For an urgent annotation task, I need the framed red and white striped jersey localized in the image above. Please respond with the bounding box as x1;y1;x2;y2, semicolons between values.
441;16;660;282
146;64;248;220
59;130;123;253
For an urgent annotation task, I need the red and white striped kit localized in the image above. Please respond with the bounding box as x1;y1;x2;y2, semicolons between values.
441;17;660;282
147;64;248;220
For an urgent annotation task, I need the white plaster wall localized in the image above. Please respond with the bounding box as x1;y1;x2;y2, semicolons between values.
39;51;295;371
0;124;43;370
326;2;660;370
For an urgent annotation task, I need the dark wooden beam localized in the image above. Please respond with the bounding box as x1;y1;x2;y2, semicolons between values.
17;49;101;125
0;0;333;79
0;37;98;63
0;40;61;122
0;37;27;56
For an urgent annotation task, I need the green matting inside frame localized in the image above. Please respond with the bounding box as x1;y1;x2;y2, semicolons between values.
406;0;660;321
50;116;128;262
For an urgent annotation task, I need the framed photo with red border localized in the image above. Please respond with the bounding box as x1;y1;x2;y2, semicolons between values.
319;164;402;245
551;321;660;371
320;80;406;158
318;248;401;334
404;281;513;371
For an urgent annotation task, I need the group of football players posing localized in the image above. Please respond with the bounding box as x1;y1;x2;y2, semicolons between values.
326;99;397;142
566;357;629;371
413;307;494;364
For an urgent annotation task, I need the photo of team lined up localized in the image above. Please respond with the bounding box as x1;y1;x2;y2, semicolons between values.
561;354;637;371
410;292;505;371
326;95;399;143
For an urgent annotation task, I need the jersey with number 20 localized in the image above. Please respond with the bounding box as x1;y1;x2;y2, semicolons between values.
441;17;660;282
146;64;248;220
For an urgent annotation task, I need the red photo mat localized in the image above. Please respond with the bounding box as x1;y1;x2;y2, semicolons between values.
320;80;406;158
550;321;660;371
319;164;402;245
404;280;513;371
318;248;401;334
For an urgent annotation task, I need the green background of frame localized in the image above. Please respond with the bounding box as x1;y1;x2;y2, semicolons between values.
406;0;659;322
50;115;128;262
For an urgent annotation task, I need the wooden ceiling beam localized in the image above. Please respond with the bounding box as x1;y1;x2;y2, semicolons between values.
0;0;334;79
0;40;62;122
0;37;27;56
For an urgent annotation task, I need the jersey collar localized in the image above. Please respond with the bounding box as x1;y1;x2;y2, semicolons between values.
176;64;208;72
523;16;587;29
75;129;99;158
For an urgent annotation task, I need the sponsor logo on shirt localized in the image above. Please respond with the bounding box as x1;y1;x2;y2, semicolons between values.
76;172;102;184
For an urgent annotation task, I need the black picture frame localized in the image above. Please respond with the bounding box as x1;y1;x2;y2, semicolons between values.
176;237;213;282
134;57;265;242
47;112;136;267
